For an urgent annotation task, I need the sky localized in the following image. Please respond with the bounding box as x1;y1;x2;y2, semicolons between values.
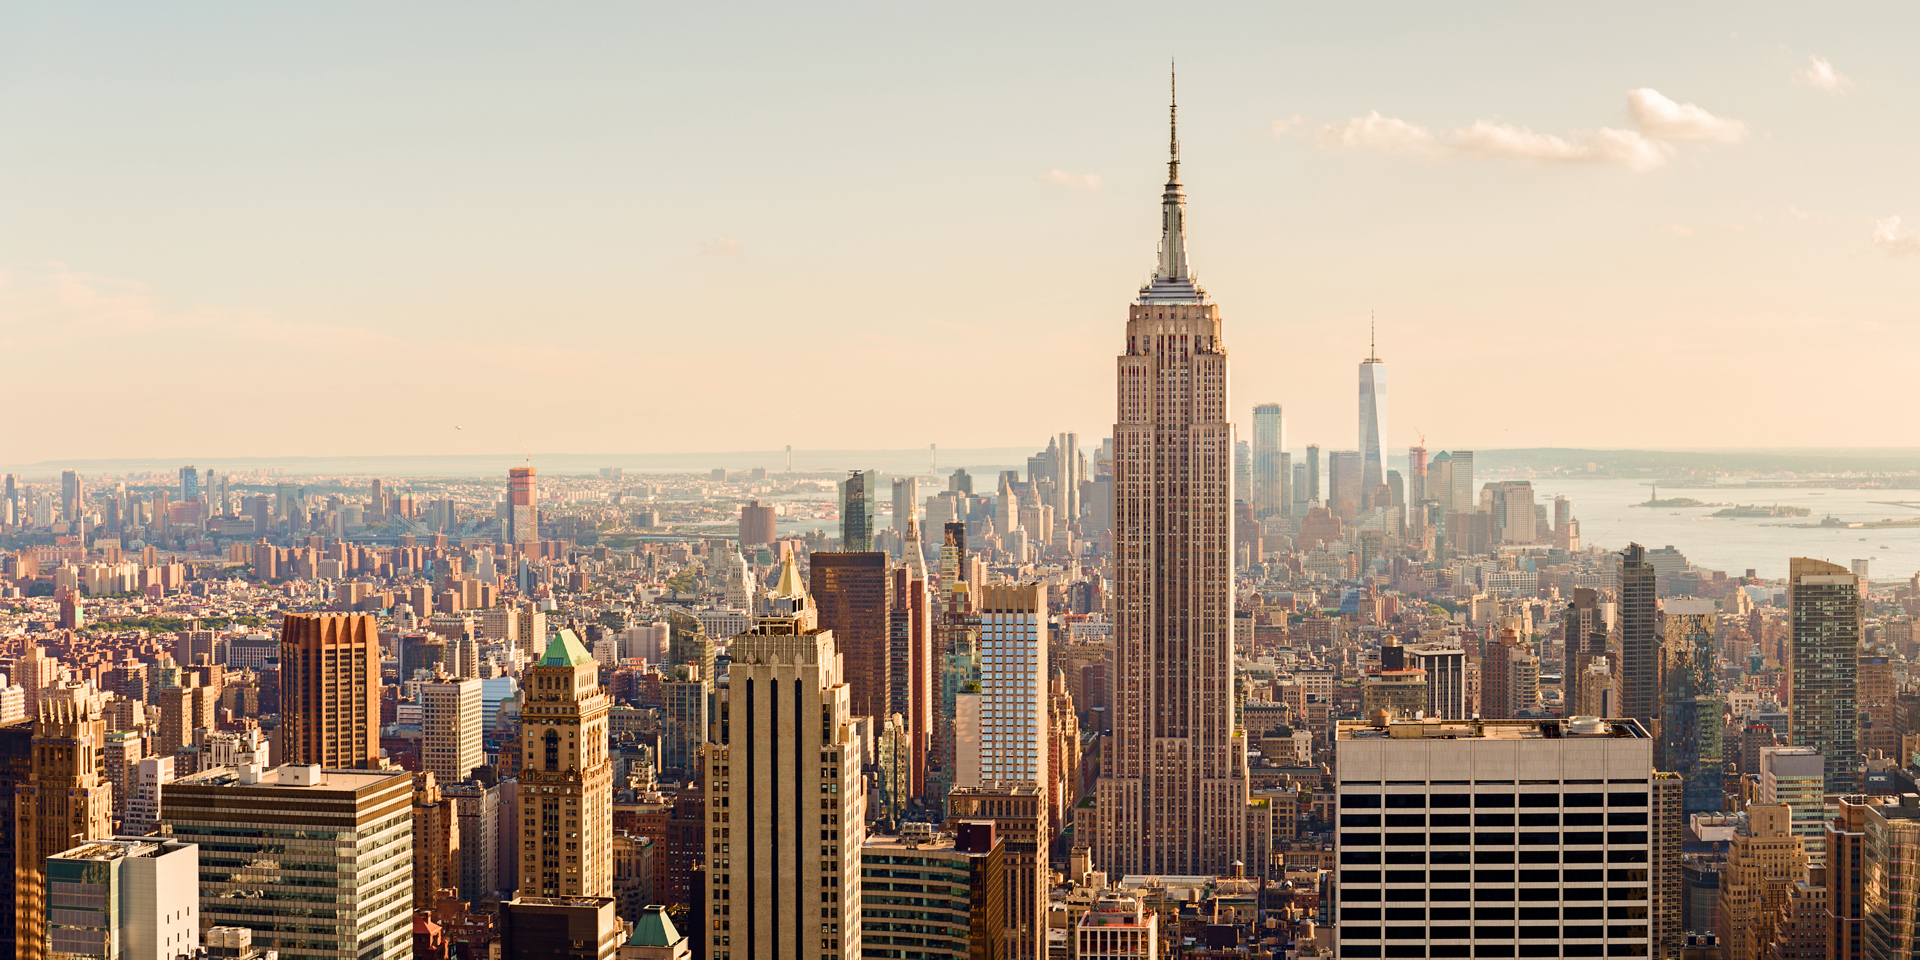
2;2;1916;465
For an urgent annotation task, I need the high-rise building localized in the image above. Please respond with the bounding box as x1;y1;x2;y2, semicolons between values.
0;720;33;957
1862;799;1920;959
1327;450;1362;519
891;476;918;537
738;500;777;547
1359;328;1387;503
163;763;414;959
1789;557;1862;795
518;629;614;899
60;470;82;523
810;551;893;731
1619;543;1660;733
1403;643;1467;720
888;566;932;802
1077;893;1159;960
1097;80;1248;879
1661;599;1724;816
1252;405;1284;517
1761;746;1829;860
279;612;380;769
124;756;174;837
420;675;483;786
1719;803;1807;960
1334;715;1657;959
1305;444;1321;503
508;465;538;543
1232;440;1253;507
14;699;114;960
501;896;626;960
178;465;199;502
841;469;875;552
859;823;1005;960
706;555;867;960
45;837;200;960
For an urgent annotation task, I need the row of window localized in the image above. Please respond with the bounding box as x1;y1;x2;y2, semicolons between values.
1342;945;1642;958
1342;812;1647;827
1339;871;1648;895
1342;905;1648;920
1341;831;1649;854
1342;792;1647;809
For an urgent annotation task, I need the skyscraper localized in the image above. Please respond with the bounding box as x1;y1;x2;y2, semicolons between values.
1661;599;1724;816
1358;326;1387;502
420;675;483;787
1327;450;1362;519
518;629;614;899
1252;403;1285;518
1789;556;1862;794
508;465;538;543
707;556;866;960
1097;78;1248;878
14;699;113;960
163;763;415;959
1619;543;1660;732
842;469;875;552
1305;444;1321;503
811;551;893;734
60;470;82;523
178;465;199;502
279;612;380;770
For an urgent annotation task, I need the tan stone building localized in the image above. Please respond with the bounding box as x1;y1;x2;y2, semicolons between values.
517;629;613;899
1719;803;1808;960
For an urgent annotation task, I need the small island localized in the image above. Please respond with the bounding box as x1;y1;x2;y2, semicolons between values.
1713;504;1812;518
1632;497;1718;509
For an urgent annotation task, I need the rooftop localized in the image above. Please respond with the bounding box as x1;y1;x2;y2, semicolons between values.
1337;715;1650;741
173;763;410;791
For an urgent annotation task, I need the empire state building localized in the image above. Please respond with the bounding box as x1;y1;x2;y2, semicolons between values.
1096;79;1249;877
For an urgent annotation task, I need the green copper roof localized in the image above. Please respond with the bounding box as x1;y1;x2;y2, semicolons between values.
539;628;595;668
632;905;682;946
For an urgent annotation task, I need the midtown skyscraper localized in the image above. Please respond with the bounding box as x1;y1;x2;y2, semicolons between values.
1788;556;1862;794
1252;402;1285;517
1358;326;1386;502
1096;79;1248;877
1619;543;1659;732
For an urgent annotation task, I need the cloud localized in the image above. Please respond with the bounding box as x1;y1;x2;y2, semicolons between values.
1625;88;1748;143
698;237;743;257
1873;217;1920;257
1270;114;1304;137
1316;111;1445;157
1035;169;1102;191
1455;121;1670;171
1663;223;1696;237
1794;56;1853;95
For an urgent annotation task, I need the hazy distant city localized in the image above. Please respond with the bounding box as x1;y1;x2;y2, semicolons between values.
6;6;1919;960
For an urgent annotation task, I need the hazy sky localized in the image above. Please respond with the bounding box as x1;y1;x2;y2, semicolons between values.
3;3;1915;464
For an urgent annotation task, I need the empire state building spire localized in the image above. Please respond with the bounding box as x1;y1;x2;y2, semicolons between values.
1142;63;1205;303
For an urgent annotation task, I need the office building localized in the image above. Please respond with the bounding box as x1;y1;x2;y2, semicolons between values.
1619;543;1660;733
1661;599;1724;816
974;583;1049;788
1328;450;1362;519
706;555;866;960
162;763;414;960
1790;557;1863;794
891;476;918;536
61;470;83;523
661;664;709;776
1862;799;1920;960
509;465;538;543
1077;893;1159;960
501;897;625;960
1761;747;1829;861
1403;643;1467;720
15;699;114;960
738;500;777;547
1097;80;1250;879
842;469;875;552
625;903;692;960
860;823;1005;960
888;565;932;801
123;756;173;837
1305;444;1321;503
420;675;484;787
1719;803;1808;960
518;629;614;899
1233;440;1253;507
45;837;200;960
948;786;1046;960
1334;715;1658;959
1252;402;1285;517
1359;328;1387;504
279;612;380;769
810;551;893;732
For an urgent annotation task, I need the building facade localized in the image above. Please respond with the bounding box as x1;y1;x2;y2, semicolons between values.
518;630;614;899
279;612;380;769
1789;557;1862;794
420;676;483;787
1097;80;1249;880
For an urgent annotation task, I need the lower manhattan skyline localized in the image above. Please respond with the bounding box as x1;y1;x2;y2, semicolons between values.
6;6;1920;960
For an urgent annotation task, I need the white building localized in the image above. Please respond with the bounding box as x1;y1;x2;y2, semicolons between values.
45;837;200;960
1075;893;1157;959
124;756;174;837
421;676;484;787
1334;715;1659;959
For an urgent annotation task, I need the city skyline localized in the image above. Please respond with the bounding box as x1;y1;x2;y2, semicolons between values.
4;4;1918;462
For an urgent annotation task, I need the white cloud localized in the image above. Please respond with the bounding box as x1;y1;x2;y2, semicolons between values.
1270;114;1304;137
698;237;743;256
1035;169;1102;191
1316;111;1445;156
1625;88;1748;143
1455;120;1670;171
1794;56;1854;95
1873;217;1920;257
